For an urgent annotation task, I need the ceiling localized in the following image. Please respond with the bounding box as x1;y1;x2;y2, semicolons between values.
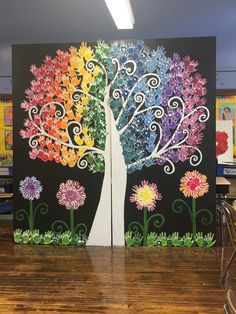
0;0;236;75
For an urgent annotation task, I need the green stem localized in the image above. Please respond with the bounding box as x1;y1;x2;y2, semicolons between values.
70;208;75;240
29;200;34;231
192;198;197;237
143;207;148;246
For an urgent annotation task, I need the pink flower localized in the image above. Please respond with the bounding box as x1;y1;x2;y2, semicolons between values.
56;180;86;210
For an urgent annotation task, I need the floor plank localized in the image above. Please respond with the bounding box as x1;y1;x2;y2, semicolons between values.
0;223;231;313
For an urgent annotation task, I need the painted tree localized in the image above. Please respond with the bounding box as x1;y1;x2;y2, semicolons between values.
20;40;209;245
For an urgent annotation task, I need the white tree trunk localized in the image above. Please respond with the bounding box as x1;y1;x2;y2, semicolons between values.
110;113;127;246
87;88;127;246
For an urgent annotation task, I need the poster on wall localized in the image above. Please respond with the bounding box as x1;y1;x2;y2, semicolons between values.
13;37;216;247
216;95;236;158
216;120;233;163
0;99;13;166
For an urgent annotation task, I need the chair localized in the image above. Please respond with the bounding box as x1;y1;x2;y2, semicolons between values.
224;289;236;314
221;201;236;285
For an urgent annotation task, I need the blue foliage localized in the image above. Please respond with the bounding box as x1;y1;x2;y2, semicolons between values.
107;41;171;173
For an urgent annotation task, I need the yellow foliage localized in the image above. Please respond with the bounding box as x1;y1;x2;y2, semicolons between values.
84;136;94;147
74;135;84;146
93;65;101;77
81;96;88;106
82;126;88;134
78;42;94;61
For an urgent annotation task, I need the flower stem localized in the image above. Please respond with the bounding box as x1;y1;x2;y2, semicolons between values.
143;207;148;246
70;208;75;241
29;200;34;231
192;198;197;237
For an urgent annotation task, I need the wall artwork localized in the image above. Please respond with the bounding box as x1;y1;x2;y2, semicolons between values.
13;37;216;247
216;120;233;163
0;99;13;166
216;95;236;157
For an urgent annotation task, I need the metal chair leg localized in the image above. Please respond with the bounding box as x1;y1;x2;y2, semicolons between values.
221;247;236;285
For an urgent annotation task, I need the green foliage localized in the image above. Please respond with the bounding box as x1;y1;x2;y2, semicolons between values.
31;229;42;244
124;231;143;247
203;232;216;247
195;232;205;247
43;231;54;245
13;229;22;243
172;232;181;247
12;229;88;246
194;232;216;247
87;153;105;173
182;233;194;247
60;231;72;245
22;230;31;244
74;234;88;246
124;231;216;247
147;232;158;247
158;232;168;247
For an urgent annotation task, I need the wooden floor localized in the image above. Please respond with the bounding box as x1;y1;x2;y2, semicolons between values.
0;222;235;313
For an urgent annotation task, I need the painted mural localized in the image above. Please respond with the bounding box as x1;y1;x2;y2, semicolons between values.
13;37;216;246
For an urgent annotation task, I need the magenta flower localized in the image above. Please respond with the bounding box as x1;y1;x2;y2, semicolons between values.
56;180;86;210
19;176;43;200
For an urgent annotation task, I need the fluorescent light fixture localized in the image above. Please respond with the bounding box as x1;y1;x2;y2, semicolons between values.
105;0;135;29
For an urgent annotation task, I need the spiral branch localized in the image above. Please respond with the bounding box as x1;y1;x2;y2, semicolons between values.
38;102;66;120
146;74;160;89
172;199;192;219
111;58;120;84
123;60;137;76
51;220;69;233
184;106;210;123
168;96;185;110
74;223;88;236
29;133;41;148
112;89;124;103
16;209;30;223
116;73;160;125
29;106;40;121
85;59;108;86
128;221;144;235
150;122;162;153
72;89;101;104
196;208;213;225
163;158;175;174
189;147;202;167
134;91;146;106
147;213;165;229
33;202;48;221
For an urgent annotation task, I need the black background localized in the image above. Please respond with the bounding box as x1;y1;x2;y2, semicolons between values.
13;37;216;240
123;37;216;236
12;43;104;233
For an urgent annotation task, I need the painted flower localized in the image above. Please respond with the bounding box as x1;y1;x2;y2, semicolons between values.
130;180;162;211
216;131;228;157
56;180;86;210
180;170;209;198
19;176;43;200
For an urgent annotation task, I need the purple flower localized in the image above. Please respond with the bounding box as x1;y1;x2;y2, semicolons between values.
19;176;43;200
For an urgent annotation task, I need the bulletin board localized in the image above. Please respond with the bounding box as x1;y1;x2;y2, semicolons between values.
0;96;13;166
216;90;236;157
